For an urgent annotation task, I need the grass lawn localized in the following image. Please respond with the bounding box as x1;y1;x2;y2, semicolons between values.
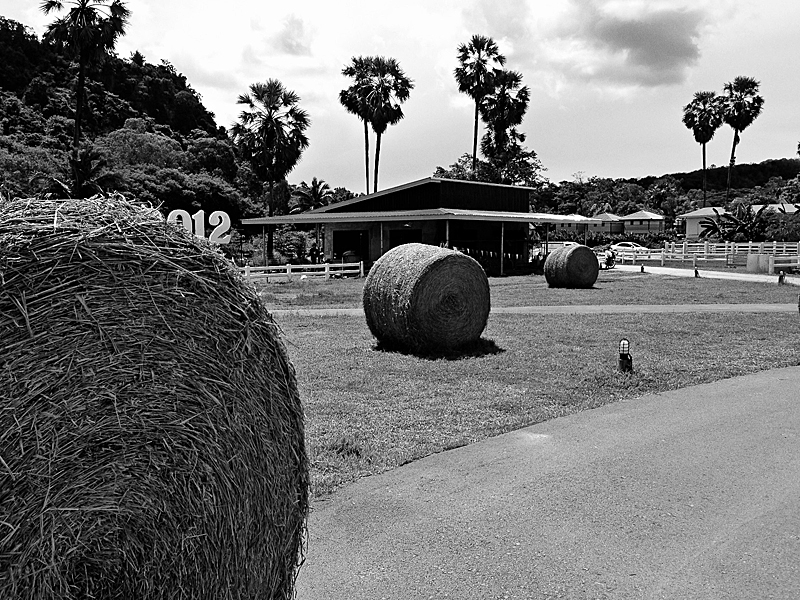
258;269;800;310
261;272;800;498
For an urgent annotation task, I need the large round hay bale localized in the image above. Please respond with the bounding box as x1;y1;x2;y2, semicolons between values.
0;195;308;600
362;243;490;354
544;244;599;288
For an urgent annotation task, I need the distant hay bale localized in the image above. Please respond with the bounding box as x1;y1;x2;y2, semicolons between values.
0;195;308;600
544;244;599;288
362;243;490;354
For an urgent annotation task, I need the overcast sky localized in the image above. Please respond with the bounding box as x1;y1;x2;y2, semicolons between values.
4;0;799;193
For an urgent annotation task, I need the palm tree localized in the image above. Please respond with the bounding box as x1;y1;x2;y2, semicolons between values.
454;35;506;172
479;69;529;163
721;76;764;200
682;91;724;207
41;0;130;196
363;57;413;193
231;79;310;261
340;56;374;194
290;177;332;213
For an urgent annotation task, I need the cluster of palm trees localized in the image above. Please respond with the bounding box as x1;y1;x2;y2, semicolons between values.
454;35;530;176
682;76;765;206
339;56;414;194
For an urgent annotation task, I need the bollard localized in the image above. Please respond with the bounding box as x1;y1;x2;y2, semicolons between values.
618;338;633;373
778;271;785;285
640;265;645;273
694;268;699;278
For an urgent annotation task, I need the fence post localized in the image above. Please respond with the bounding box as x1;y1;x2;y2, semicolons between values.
661;248;665;266
768;255;775;275
286;263;292;282
692;254;697;269
324;264;330;280
244;265;251;281
359;261;364;278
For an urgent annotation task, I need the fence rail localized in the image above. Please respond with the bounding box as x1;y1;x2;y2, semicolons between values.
239;261;364;283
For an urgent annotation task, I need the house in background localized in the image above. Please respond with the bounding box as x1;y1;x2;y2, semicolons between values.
241;177;600;275
619;210;665;235
678;207;727;239
591;212;624;235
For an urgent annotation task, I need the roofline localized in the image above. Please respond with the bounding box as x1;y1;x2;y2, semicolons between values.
241;208;602;226
310;176;538;214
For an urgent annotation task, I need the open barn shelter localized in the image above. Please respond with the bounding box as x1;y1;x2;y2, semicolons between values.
242;178;600;275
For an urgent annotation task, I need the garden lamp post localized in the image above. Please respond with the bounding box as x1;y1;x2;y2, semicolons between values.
618;338;633;373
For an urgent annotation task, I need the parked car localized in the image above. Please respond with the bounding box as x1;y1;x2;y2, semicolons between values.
610;241;647;253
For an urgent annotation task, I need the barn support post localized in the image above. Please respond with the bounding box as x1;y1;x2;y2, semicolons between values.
500;222;505;276
379;222;384;257
446;220;450;248
262;224;266;266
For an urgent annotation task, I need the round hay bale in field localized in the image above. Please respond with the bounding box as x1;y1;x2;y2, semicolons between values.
362;243;490;354
544;244;599;288
0;195;308;600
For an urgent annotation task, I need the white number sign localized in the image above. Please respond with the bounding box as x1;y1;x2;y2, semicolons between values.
167;209;231;244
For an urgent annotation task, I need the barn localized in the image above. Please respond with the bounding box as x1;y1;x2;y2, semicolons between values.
242;177;600;275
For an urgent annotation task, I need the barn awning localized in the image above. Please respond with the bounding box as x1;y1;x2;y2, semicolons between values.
241;208;602;226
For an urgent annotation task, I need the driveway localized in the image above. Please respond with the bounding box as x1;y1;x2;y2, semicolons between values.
296;367;800;599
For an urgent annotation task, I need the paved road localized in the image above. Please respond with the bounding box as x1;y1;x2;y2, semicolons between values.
296;367;800;599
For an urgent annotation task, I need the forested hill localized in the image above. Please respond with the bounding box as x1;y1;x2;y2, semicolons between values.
629;158;800;193
0;16;219;140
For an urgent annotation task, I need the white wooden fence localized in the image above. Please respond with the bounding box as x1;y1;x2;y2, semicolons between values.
613;241;800;274
239;261;364;283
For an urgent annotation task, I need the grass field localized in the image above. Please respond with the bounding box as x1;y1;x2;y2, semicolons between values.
259;272;800;498
258;269;800;309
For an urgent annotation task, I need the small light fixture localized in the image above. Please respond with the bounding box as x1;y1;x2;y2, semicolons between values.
618;338;633;373
778;271;785;285
694;268;699;278
640;265;645;273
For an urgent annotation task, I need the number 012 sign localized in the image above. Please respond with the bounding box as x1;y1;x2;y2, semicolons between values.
167;209;231;244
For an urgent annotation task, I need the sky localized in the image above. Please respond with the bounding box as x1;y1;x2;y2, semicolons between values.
3;0;799;194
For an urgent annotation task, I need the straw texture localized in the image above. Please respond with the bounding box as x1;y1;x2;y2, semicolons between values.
362;243;490;354
0;195;308;600
544;244;600;288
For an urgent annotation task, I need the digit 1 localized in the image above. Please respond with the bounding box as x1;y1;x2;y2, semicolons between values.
192;209;206;238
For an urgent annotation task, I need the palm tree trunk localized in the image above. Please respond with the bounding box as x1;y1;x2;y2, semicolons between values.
472;99;479;172
363;118;370;194
72;56;87;197
702;142;707;207
266;179;274;265
726;130;740;201
374;132;382;193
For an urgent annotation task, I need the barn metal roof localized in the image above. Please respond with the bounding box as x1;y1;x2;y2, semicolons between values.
241;208;602;226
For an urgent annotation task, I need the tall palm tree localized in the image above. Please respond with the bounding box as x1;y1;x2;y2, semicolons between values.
721;76;764;200
340;56;374;194
479;69;529;159
363;57;413;193
454;35;506;172
232;79;310;261
41;0;130;196
682;91;724;207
